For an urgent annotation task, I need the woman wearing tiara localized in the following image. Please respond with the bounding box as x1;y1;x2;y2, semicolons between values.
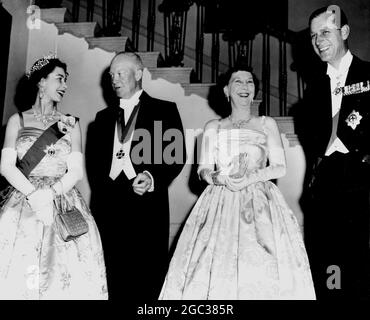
160;64;315;300
0;55;107;299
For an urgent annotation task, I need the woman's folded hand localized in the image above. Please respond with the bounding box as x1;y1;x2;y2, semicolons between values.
27;188;54;225
224;174;249;192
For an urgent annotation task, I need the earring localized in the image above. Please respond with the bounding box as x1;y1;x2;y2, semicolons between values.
225;95;230;102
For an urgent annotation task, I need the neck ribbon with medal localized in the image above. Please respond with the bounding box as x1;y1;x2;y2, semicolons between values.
116;102;141;159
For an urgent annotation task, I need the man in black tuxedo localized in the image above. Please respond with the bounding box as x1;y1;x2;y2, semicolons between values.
89;52;186;300
299;5;370;300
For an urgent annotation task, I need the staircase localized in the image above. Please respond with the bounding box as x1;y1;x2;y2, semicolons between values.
32;6;302;247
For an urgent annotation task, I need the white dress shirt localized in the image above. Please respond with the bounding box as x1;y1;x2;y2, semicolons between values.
109;90;154;191
325;50;352;156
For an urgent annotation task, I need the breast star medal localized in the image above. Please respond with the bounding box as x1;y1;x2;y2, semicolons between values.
345;110;362;130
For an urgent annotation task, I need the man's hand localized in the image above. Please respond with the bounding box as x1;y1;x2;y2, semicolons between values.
132;172;153;196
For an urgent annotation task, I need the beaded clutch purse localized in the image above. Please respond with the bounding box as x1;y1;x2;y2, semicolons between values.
54;196;89;242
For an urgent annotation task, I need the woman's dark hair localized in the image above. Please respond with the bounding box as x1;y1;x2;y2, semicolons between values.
222;63;260;99
208;62;260;118
15;58;67;111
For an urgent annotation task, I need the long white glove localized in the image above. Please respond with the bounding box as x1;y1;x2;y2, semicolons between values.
197;123;218;184
51;151;83;194
0;147;35;195
27;188;54;225
224;147;287;192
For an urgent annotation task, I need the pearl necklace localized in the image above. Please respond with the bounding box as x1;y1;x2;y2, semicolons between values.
228;115;253;129
33;108;57;128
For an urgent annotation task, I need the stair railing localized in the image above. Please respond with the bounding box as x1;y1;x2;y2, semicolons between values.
194;0;205;83
60;0;304;116
131;0;141;50
147;0;156;51
262;32;271;115
158;0;193;67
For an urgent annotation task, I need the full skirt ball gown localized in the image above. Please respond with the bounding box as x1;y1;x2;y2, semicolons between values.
160;126;315;299
0;126;108;300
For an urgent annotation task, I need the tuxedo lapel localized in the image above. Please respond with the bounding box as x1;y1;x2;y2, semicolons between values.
134;91;151;128
343;56;362;86
130;91;152;153
318;75;333;144
105;107;119;165
322;75;332;124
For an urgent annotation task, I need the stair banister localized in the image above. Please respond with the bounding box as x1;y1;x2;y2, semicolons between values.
158;0;193;67
147;0;156;51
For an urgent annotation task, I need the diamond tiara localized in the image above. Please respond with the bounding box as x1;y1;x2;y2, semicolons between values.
26;53;57;78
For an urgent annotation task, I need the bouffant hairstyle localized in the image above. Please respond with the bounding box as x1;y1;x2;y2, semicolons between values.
222;63;260;99
15;58;67;111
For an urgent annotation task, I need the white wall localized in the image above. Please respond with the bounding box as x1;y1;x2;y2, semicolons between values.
2;0;30;124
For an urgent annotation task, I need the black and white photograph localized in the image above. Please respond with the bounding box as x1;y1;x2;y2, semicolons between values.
0;0;369;316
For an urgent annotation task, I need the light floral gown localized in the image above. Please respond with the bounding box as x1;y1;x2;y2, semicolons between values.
160;118;315;299
0;122;107;300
